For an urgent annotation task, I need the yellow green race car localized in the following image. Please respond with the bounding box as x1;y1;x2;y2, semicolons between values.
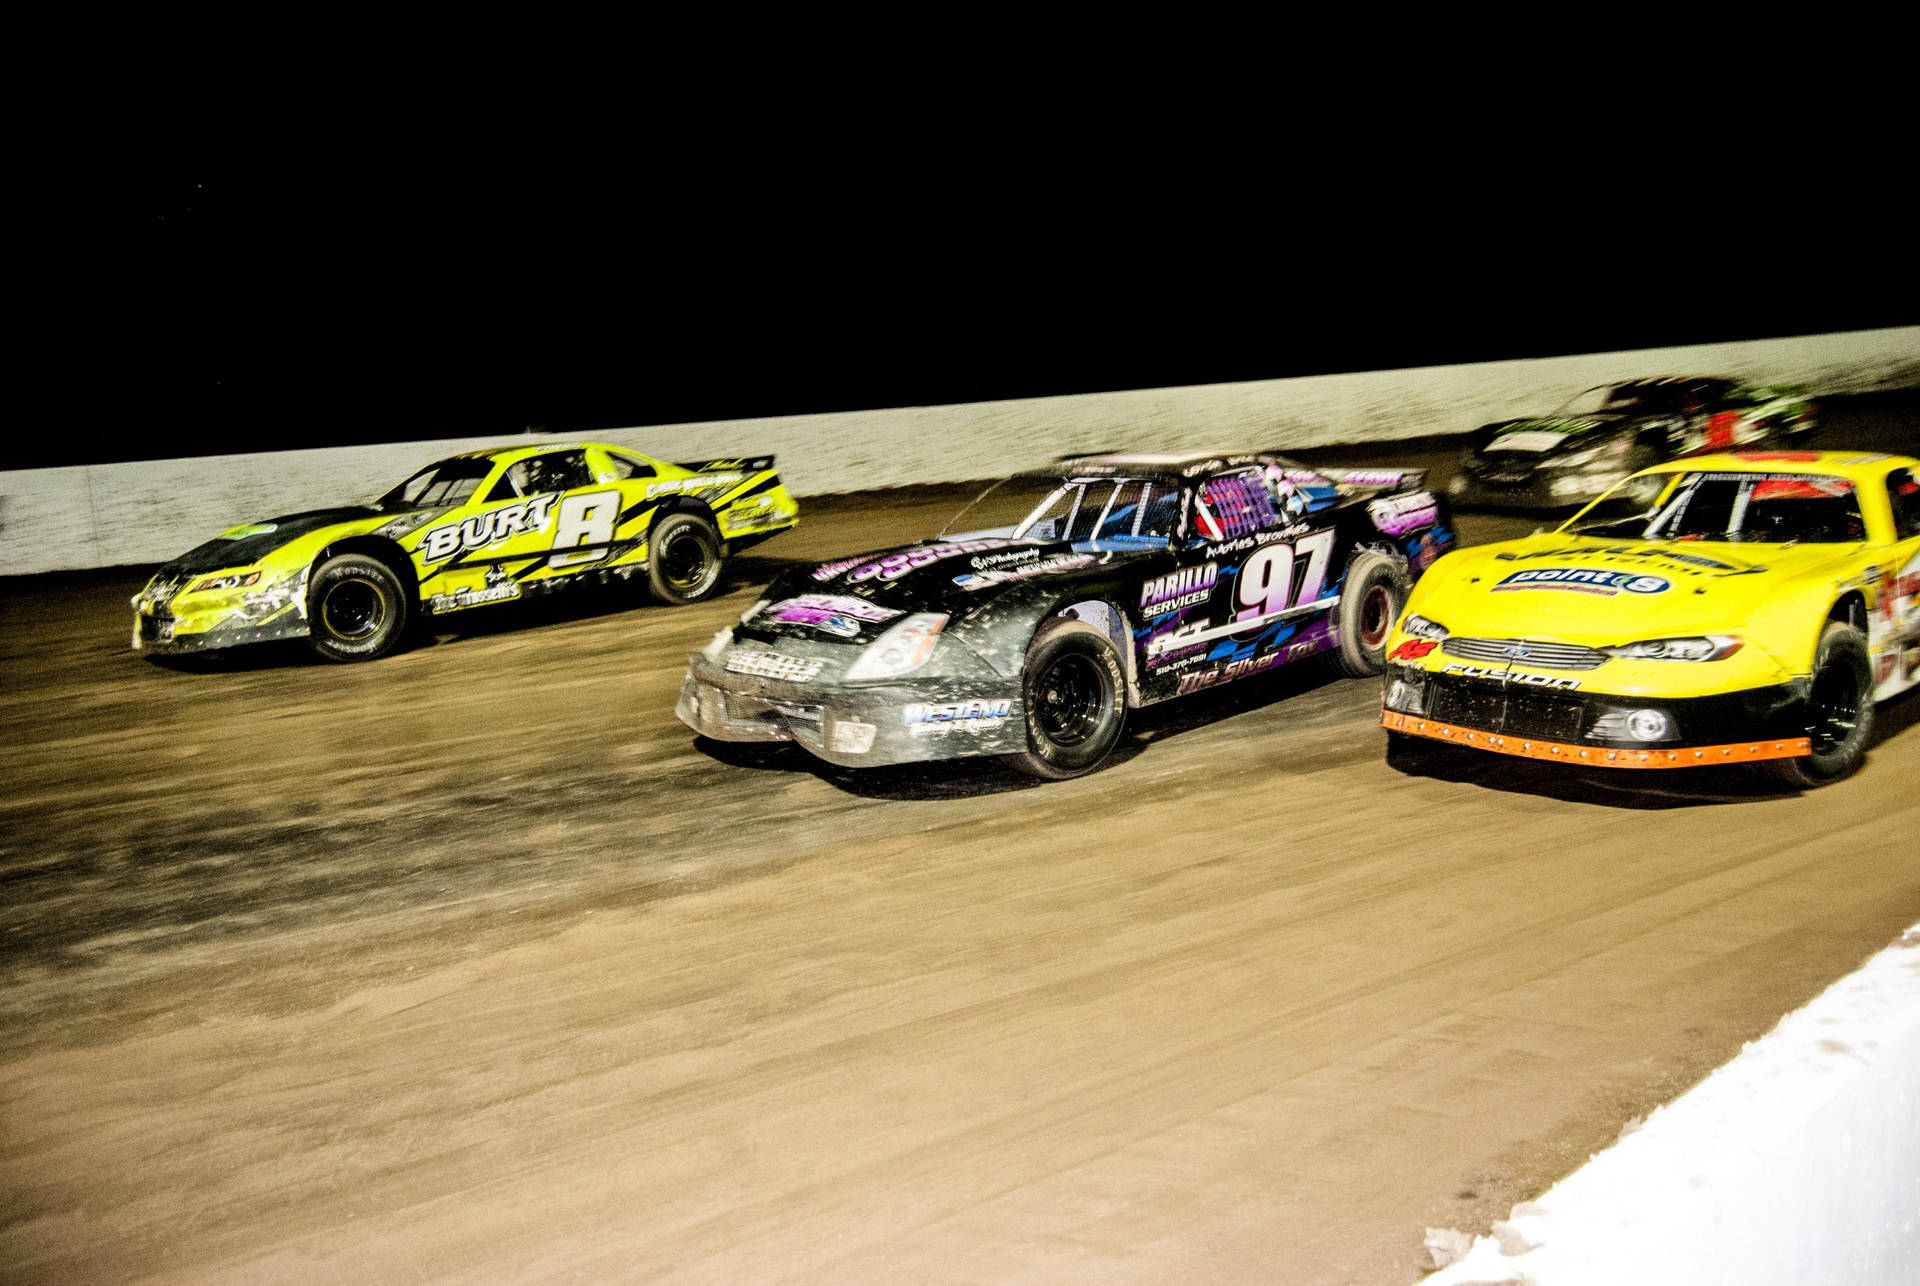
1381;451;1920;787
132;441;800;662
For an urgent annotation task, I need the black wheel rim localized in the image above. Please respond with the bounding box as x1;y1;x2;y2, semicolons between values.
1807;659;1862;755
660;528;715;593
321;577;386;640
1359;584;1394;649
1034;653;1105;747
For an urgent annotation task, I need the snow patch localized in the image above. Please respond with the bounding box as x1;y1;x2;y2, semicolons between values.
1421;923;1920;1285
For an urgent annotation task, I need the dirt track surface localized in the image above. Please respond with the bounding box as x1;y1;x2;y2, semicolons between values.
4;405;1919;1284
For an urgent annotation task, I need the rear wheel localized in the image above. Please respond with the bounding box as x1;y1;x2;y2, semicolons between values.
1334;554;1408;678
308;554;410;662
1007;620;1127;780
1765;620;1873;788
647;512;724;604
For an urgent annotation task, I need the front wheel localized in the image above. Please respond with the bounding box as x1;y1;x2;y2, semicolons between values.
1334;554;1408;678
1006;620;1127;780
307;553;410;662
1764;620;1874;788
647;512;724;605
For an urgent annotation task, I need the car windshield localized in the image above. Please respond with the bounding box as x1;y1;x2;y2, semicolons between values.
940;475;1182;547
1547;385;1617;417
1567;471;1867;544
377;458;494;509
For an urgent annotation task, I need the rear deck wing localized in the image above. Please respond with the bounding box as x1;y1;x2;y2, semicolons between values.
676;456;776;475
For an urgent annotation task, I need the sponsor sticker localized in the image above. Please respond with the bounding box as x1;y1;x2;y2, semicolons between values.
1141;562;1219;612
844;540;1025;583
810;555;871;581
422;494;557;563
430;565;521;613
1388;638;1438;661
1493;568;1671;596
765;594;903;631
647;473;744;497
429;581;522;613
1368;491;1439;536
1175;651;1285;694
951;552;1097;590
903;698;1013;735
1442;663;1581;689
724;650;827;681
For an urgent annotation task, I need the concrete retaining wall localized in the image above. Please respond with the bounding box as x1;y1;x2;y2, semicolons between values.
3;328;1914;575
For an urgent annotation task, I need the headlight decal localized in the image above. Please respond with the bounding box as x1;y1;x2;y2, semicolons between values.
1604;635;1743;662
844;613;949;681
189;571;262;594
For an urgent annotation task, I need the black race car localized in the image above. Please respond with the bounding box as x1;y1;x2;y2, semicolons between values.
677;450;1454;778
1446;376;1818;510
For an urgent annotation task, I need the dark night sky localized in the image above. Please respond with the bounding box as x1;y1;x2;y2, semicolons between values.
59;123;1915;473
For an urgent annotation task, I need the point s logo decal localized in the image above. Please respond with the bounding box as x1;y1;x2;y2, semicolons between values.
1389;638;1438;660
1493;568;1671;596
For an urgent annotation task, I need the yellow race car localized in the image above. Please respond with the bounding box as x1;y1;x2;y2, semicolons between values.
132;442;799;662
1381;451;1920;786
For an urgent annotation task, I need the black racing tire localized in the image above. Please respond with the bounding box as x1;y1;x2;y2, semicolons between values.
1334;554;1408;678
1764;621;1874;789
647;511;724;605
307;553;410;663
1007;619;1127;780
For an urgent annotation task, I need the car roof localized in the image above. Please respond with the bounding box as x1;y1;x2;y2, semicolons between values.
1052;448;1305;476
1640;450;1918;480
434;441;645;466
1612;375;1730;387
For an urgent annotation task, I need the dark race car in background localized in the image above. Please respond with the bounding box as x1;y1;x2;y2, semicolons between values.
1447;376;1818;510
679;450;1454;778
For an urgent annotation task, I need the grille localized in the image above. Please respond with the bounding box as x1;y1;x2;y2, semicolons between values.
1442;637;1609;670
1428;682;1586;741
725;650;826;682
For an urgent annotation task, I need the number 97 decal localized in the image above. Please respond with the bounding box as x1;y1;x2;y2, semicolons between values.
1234;530;1335;627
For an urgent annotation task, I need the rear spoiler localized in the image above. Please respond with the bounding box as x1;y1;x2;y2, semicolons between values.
1312;465;1428;492
675;455;775;474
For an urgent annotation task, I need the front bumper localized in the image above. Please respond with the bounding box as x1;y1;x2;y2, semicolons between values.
676;647;1027;768
132;570;311;656
1381;663;1812;767
133;607;310;654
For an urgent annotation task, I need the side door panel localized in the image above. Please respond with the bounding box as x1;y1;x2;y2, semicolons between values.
1871;468;1920;700
1142;468;1351;698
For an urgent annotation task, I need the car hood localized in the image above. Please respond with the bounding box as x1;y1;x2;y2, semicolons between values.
1420;533;1860;643
745;537;1129;643
160;506;398;575
1473;415;1637;460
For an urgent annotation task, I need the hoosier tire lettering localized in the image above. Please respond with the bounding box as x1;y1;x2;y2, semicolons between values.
1007;619;1127;780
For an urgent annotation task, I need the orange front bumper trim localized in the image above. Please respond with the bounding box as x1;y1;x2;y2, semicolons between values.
1380;710;1810;767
